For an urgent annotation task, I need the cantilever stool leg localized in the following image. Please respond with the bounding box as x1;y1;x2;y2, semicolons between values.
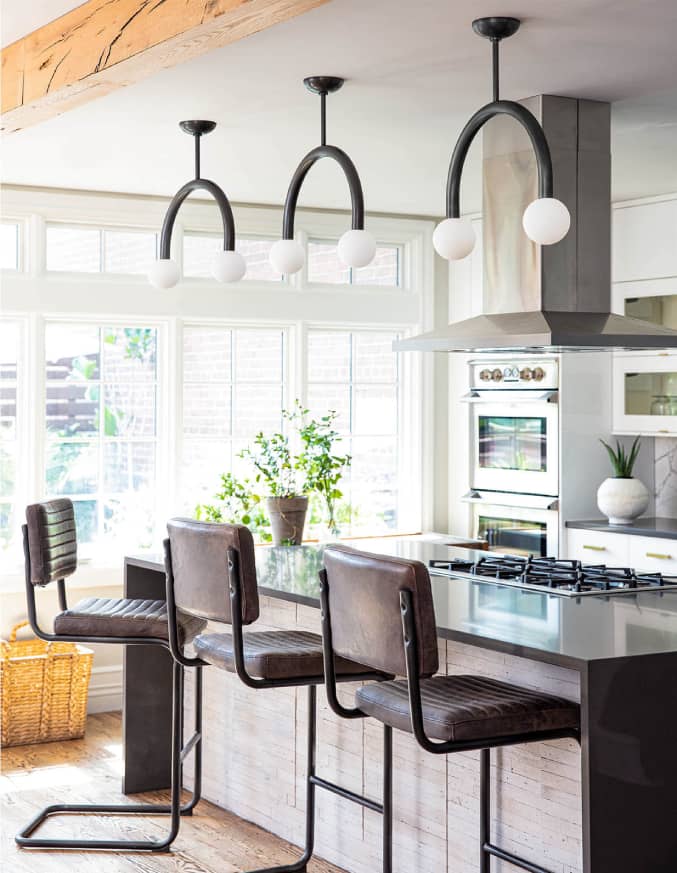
246;685;393;873
16;500;205;852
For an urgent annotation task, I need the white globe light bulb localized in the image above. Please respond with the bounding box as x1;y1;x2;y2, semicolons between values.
432;218;476;260
522;197;571;245
213;249;246;283
269;239;305;275
148;258;180;289
338;229;376;268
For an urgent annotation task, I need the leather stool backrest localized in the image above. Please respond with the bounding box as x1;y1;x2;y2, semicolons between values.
167;518;260;625
25;499;78;586
323;545;439;678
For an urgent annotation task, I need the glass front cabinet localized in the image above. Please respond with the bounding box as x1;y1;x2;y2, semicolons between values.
612;278;677;434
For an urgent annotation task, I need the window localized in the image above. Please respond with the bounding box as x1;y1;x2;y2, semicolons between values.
183;233;282;281
44;323;159;552
0;321;21;558
181;326;287;509
306;329;401;535
1;223;20;271
308;240;401;287
45;224;157;275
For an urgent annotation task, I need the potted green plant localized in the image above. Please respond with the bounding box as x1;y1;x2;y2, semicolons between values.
196;472;272;542
240;428;309;545
294;407;351;539
597;436;649;525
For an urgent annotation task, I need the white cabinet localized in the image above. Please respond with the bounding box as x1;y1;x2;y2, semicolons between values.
613;198;677;283
566;528;630;564
612;352;677;434
611;197;677;435
567;527;677;575
628;536;677;574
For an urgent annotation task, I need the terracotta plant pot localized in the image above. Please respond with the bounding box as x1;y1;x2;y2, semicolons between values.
266;496;309;546
597;476;649;525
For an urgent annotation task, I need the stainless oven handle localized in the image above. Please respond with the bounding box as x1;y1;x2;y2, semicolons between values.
460;390;558;403
462;491;559;512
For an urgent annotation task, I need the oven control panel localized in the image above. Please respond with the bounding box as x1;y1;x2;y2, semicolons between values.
471;359;558;390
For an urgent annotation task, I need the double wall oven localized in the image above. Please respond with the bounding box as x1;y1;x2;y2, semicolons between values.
463;359;560;557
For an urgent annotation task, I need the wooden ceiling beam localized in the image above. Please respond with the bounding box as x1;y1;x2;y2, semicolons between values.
1;0;329;134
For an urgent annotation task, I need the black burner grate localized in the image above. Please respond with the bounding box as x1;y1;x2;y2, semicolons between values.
428;555;677;595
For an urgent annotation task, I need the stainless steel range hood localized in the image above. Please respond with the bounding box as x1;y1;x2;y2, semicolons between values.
396;96;677;353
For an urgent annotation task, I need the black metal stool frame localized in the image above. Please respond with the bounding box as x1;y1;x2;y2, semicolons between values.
15;524;203;852
319;572;582;873
163;541;392;873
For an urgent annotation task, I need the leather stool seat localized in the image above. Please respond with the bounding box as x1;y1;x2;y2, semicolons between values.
194;630;369;681
355;674;580;742
54;597;206;642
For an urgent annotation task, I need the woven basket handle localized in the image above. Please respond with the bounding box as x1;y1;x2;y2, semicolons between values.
4;621;55;656
8;621;31;643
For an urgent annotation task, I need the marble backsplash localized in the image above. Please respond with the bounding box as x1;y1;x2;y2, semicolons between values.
655;437;677;515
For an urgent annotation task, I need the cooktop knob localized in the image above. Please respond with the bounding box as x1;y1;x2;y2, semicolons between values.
491;368;503;382
520;367;533;381
479;368;492;382
532;366;545;381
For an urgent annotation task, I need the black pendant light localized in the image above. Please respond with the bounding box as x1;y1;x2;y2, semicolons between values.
148;120;245;288
433;17;571;261
269;77;375;275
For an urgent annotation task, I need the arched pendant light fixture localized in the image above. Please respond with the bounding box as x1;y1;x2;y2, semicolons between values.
148;120;246;288
433;17;571;261
269;77;376;275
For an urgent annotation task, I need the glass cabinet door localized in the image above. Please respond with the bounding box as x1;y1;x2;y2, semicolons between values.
625;294;677;330
613;355;677;434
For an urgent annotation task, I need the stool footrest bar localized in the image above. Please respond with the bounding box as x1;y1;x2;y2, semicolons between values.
310;774;383;813
484;841;553;873
180;730;201;762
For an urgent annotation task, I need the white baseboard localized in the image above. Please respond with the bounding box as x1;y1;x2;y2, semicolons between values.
87;664;122;714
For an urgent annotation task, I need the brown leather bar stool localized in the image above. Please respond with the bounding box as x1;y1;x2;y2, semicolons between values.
16;499;206;851
163;518;393;873
319;545;582;873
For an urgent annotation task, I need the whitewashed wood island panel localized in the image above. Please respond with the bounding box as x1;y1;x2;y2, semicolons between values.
183;595;582;873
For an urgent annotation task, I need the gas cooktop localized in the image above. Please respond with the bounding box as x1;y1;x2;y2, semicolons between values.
429;555;677;596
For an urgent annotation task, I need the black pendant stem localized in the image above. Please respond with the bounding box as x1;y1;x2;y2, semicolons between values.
445;18;554;219
159;121;236;258
281;77;365;240
320;92;327;147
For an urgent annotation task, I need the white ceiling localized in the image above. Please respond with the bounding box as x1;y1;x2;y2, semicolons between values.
2;0;677;215
0;0;85;46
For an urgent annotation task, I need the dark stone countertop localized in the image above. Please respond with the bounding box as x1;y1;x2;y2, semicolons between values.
127;535;677;670
566;517;677;539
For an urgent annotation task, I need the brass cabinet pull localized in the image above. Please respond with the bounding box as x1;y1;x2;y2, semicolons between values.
583;544;606;551
646;551;672;560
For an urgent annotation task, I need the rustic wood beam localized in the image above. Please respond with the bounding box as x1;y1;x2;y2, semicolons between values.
1;0;330;134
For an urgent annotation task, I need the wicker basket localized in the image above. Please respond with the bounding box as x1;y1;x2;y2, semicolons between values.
0;621;93;747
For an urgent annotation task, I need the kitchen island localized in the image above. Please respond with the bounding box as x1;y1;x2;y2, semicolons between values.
124;538;677;873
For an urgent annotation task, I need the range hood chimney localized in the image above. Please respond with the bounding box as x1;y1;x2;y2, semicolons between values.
396;95;677;353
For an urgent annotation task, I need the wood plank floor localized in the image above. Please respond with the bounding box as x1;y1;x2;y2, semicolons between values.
1;712;346;873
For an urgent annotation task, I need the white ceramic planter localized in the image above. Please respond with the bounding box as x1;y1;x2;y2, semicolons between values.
597;477;649;525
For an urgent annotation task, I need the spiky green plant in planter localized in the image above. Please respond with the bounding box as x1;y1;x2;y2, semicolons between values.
597;435;648;525
599;436;641;478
